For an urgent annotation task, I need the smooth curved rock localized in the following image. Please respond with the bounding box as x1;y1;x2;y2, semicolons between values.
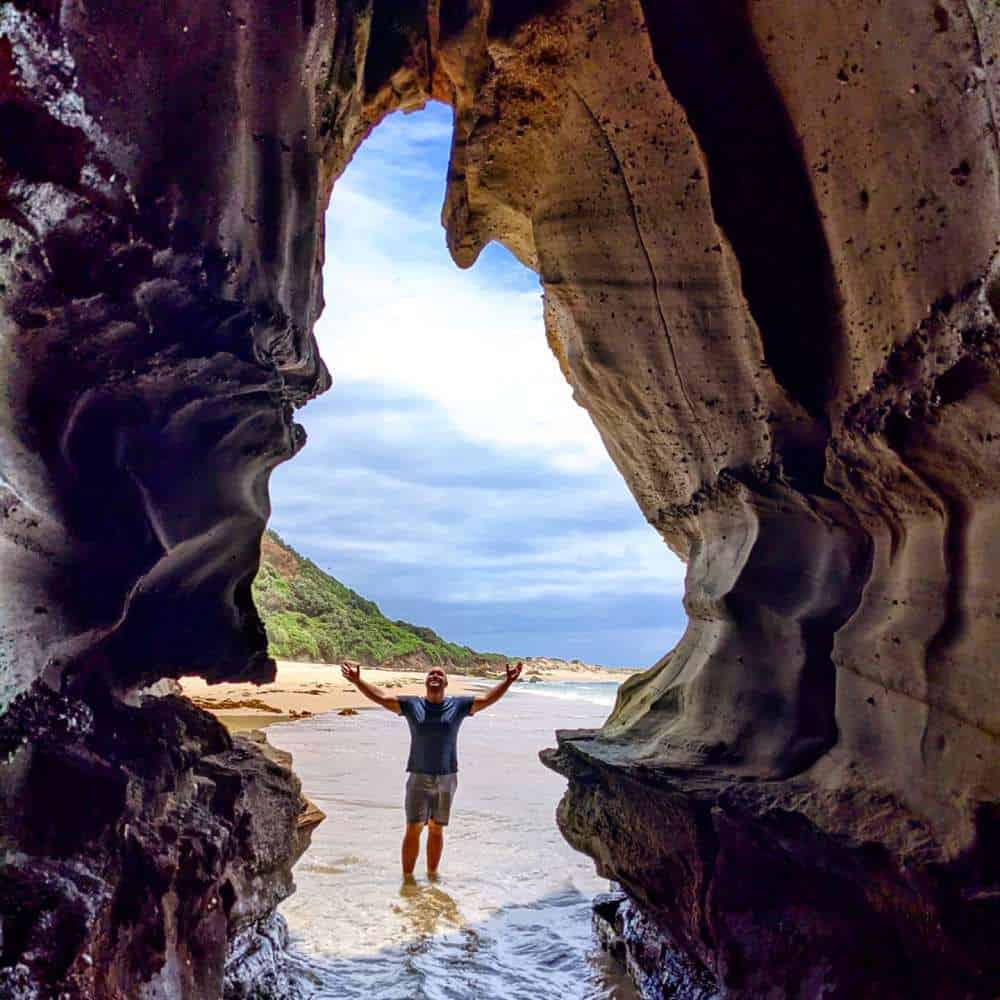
1;0;997;996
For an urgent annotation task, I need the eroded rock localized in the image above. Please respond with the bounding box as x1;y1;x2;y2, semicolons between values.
592;890;719;1000
1;0;997;996
224;910;306;1000
0;687;319;999
546;733;999;997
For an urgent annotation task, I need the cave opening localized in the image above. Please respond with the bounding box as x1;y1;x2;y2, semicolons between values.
264;100;685;670
238;101;684;997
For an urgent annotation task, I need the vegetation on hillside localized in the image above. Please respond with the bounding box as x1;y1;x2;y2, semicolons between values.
252;531;509;670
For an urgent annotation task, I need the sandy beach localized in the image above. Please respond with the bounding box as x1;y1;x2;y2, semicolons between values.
179;659;633;724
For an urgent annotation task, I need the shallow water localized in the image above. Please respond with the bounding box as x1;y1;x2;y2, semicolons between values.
268;681;636;1000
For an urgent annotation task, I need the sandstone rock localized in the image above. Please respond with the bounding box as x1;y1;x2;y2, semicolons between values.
0;0;997;996
545;733;999;997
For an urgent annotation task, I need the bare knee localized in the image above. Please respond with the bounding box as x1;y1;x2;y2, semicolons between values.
404;823;425;841
427;820;444;837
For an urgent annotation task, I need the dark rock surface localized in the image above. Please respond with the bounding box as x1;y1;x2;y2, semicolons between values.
593;890;719;1000
1;0;997;996
547;733;999;998
224;910;307;1000
0;687;320;999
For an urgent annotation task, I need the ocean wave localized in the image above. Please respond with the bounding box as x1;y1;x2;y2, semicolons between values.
284;885;632;1000
510;682;619;708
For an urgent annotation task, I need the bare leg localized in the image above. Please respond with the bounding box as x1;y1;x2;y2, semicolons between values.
426;819;444;874
402;822;424;876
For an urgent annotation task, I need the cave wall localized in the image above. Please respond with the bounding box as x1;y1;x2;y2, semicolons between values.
0;0;336;703
1;0;998;996
1;2;339;996
435;0;999;833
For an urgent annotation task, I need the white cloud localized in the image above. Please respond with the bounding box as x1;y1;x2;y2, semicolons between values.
273;456;685;605
318;186;609;477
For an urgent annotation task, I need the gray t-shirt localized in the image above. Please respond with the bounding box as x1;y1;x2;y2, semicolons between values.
397;695;475;774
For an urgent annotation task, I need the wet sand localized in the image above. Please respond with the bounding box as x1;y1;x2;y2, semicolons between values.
213;713;295;733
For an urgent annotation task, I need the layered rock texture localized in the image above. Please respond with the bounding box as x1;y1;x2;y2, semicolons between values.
0;0;997;996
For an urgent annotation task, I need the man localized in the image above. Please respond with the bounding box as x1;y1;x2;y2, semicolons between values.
340;660;523;878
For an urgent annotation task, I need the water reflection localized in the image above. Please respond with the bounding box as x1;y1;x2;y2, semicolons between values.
395;879;464;938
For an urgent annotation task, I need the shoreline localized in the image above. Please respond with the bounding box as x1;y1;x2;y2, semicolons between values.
180;659;634;729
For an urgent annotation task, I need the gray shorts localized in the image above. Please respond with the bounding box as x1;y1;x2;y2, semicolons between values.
404;772;458;826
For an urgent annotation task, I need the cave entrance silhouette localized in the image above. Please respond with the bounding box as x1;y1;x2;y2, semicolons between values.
249;104;681;999
262;101;685;682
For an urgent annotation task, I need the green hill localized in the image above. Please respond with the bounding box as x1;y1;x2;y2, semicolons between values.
252;530;509;671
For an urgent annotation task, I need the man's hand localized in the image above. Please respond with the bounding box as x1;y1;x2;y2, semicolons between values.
341;662;400;714
472;661;523;714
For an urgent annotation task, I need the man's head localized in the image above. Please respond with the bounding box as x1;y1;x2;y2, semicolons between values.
425;667;448;701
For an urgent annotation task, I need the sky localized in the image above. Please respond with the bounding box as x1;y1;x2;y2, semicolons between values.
267;101;687;667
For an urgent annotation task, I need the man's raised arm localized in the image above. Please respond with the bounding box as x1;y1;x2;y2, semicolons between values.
470;661;523;715
341;662;402;714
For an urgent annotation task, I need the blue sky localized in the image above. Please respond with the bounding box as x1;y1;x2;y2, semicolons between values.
268;102;687;667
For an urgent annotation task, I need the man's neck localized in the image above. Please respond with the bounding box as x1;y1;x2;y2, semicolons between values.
425;690;446;705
